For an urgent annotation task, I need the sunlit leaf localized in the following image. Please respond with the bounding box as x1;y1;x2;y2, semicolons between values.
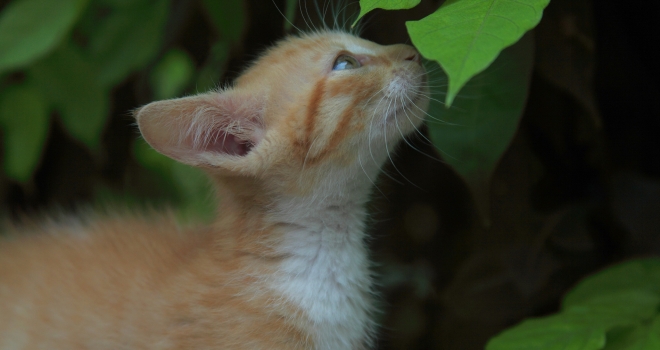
426;33;534;224
488;258;660;350
407;0;550;106
29;41;108;150
355;0;421;24
0;84;50;182
0;0;88;73
150;49;195;100
487;290;660;350
201;0;246;44
87;0;169;86
564;258;660;309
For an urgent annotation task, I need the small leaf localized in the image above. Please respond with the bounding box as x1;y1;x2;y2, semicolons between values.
564;258;660;309
87;0;169;86
200;0;246;44
284;0;298;31
406;0;550;106
355;0;421;24
150;49;195;100
29;41;108;150
426;33;534;224
0;84;50;182
0;0;88;73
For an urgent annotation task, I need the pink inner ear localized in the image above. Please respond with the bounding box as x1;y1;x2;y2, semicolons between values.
204;129;254;157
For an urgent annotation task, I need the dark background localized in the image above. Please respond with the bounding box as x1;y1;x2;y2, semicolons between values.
1;0;659;349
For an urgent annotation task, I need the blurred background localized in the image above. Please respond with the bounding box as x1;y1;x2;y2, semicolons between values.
0;0;659;349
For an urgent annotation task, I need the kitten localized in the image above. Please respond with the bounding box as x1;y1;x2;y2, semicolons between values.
0;29;429;349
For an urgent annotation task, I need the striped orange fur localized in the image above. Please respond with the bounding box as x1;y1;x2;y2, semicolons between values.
0;30;429;349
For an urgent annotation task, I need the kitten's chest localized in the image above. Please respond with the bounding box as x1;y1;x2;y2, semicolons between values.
269;205;375;350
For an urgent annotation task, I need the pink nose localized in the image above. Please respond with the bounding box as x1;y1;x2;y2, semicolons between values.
405;52;421;64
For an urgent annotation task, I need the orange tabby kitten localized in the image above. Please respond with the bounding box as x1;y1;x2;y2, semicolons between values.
0;30;428;349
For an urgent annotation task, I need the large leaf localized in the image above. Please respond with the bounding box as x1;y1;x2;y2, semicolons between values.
603;316;660;350
564;258;660;309
486;290;660;350
0;0;88;73
426;33;534;224
0;84;50;182
200;0;246;44
487;258;660;350
29;41;108;150
150;48;195;100
407;0;550;106
87;0;169;86
355;0;421;23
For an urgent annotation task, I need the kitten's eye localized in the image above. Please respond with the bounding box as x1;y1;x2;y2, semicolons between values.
332;55;361;70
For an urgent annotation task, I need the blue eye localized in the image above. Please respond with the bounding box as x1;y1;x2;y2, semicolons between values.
332;55;360;70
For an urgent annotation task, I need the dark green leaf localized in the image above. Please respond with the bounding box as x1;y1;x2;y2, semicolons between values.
0;84;50;182
29;41;108;150
200;0;246;44
150;49;195;100
0;0;88;73
284;0;298;31
406;0;550;106
195;42;230;92
426;33;534;224
604;316;660;350
88;0;169;86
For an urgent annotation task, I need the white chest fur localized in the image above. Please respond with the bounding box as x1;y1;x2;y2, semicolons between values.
270;195;375;350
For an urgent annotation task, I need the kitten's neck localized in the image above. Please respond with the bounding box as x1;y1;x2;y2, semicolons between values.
268;185;376;350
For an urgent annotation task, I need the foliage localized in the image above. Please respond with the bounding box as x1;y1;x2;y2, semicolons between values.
487;258;660;350
354;0;421;24
426;33;534;222
0;0;246;219
356;0;548;222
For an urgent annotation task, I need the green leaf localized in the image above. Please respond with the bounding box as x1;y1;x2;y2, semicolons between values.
195;41;230;92
604;316;660;350
29;41;108;150
0;0;88;73
487;259;660;350
0;84;50;182
200;0;246;44
355;0;420;24
406;0;550;106
284;0;298;31
486;290;660;350
564;258;660;309
87;0;169;86
426;33;534;224
150;49;195;100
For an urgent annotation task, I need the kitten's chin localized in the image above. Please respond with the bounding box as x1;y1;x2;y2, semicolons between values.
384;93;429;135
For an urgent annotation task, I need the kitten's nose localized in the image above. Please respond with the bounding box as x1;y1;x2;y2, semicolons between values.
404;51;421;64
391;44;422;65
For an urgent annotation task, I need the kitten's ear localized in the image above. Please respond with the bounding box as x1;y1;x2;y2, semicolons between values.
135;90;265;170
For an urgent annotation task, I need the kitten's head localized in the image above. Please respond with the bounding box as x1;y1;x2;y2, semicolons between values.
136;31;428;194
